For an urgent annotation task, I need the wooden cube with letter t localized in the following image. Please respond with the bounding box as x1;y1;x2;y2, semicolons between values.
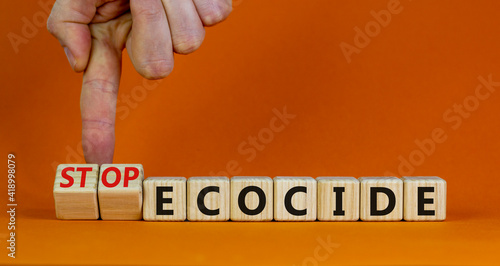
143;177;186;221
98;164;144;220
360;177;403;221
187;177;230;221
274;176;317;221
317;177;359;221
230;176;273;221
53;164;99;219
402;176;446;221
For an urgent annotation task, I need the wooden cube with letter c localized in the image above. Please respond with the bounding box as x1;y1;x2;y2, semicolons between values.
187;177;230;221
402;176;446;221
359;177;403;221
53;164;99;219
143;177;186;221
274;176;317;221
230;176;273;221
98;164;144;220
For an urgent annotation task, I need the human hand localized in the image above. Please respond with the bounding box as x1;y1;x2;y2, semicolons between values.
47;0;231;164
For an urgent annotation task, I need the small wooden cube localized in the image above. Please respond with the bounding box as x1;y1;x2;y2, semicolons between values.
402;176;446;221
360;177;403;221
230;176;273;221
98;164;144;220
317;177;359;221
53;164;99;219
274;176;317;221
143;177;186;221
187;177;230;221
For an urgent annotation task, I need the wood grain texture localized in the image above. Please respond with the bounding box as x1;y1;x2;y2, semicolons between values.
317;177;359;221
53;164;99;220
274;176;317;221
230;176;273;221
143;177;186;221
402;176;446;221
98;164;144;220
359;177;403;221
187;177;230;221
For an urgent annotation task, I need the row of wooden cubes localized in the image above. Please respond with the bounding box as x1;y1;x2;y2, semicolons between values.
53;164;446;221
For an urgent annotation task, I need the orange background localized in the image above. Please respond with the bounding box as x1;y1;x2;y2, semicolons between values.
1;0;500;265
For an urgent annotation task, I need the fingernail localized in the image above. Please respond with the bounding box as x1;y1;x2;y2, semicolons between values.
63;47;76;69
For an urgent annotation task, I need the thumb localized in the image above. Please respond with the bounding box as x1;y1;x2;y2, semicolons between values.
47;0;97;72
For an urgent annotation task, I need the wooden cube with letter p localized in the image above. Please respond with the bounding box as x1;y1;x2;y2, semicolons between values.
274;176;317;221
402;176;446;221
98;164;144;220
187;177;230;221
317;177;359;221
53;164;99;219
143;177;186;221
231;176;273;221
360;177;403;221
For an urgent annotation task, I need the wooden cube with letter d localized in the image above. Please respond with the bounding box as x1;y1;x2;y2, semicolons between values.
359;176;403;221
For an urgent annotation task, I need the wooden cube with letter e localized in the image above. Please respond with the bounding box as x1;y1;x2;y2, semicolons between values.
402;176;446;221
143;177;186;221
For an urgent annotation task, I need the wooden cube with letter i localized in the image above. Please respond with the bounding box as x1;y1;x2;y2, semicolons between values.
359;177;403;221
53;164;99;219
143;177;187;221
317;177;360;221
98;164;144;220
402;176;446;221
274;176;317;221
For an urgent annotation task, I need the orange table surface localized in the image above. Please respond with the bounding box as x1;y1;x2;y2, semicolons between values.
1;0;500;265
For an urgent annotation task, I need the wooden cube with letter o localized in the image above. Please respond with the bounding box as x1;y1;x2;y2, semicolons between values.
98;164;144;220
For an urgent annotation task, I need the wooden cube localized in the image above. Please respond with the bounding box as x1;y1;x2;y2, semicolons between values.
143;177;186;221
317;177;359;221
274;176;317;221
230;176;273;221
187;177;230;221
402;176;446;221
98;164;144;220
360;177;403;221
53;164;99;219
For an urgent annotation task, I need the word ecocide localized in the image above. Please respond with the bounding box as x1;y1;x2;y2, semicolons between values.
53;164;446;222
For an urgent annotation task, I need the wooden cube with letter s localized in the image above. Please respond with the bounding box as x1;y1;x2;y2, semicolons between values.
98;164;144;220
53;164;99;219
